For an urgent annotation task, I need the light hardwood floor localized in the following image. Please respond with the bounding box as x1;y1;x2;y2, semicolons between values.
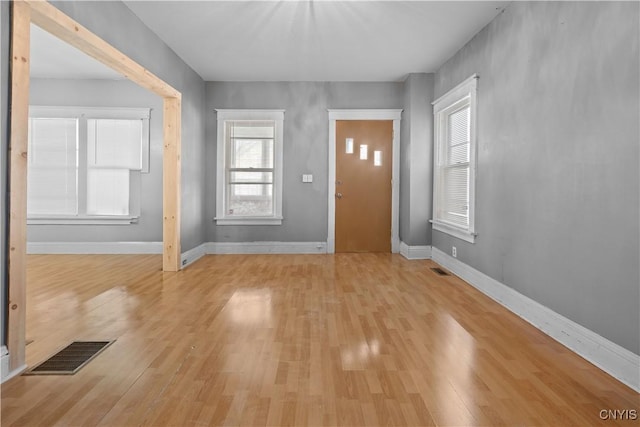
1;254;638;426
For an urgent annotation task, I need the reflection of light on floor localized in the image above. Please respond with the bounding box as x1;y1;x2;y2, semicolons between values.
86;287;140;326
437;314;477;424
341;338;380;368
226;289;273;326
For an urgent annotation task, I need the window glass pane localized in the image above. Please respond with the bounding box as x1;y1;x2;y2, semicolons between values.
229;171;272;184
345;138;354;154
86;168;130;215
449;143;469;164
230;139;274;169
442;166;469;226
27;118;78;215
27;168;78;215
448;106;469;146
28;118;78;166
360;144;368;160
227;184;273;216
374;151;382;166
228;120;274;138
88;119;143;169
447;106;470;165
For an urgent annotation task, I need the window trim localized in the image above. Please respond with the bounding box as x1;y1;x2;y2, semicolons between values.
431;74;478;243
27;105;150;225
27;215;138;225
214;109;285;226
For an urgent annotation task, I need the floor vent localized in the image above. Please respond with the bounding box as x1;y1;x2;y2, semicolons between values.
24;341;115;375
431;267;450;276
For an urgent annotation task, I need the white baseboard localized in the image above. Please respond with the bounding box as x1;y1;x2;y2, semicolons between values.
1;346;8;381
205;241;327;255
26;240;327;264
184;241;327;267
181;243;206;268
27;241;163;254
0;346;25;384
399;242;432;260
431;247;640;392
1;365;27;384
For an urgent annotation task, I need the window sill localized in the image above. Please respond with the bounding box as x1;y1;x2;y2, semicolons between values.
27;216;139;225
430;220;476;243
214;216;283;226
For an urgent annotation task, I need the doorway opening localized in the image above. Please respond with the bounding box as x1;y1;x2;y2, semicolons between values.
6;0;181;376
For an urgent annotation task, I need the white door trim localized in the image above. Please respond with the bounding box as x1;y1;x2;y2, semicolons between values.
327;109;402;254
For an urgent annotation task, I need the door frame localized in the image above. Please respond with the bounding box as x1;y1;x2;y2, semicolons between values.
327;109;402;254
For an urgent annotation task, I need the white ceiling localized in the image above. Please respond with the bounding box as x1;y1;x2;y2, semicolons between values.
31;1;509;82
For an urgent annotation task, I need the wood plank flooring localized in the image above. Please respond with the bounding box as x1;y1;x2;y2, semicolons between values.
1;253;638;426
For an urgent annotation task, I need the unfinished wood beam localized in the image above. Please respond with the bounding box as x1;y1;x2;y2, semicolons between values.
7;0;31;373
6;0;184;376
26;0;180;99
163;96;181;272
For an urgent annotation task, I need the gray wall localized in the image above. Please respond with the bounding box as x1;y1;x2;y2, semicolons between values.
28;78;164;243
1;0;9;346
205;82;403;242
400;73;433;246
434;1;640;354
50;1;207;252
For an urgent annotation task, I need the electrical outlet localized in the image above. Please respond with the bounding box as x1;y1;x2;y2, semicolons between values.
452;246;457;258
182;259;187;266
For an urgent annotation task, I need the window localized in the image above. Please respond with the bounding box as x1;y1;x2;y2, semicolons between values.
215;110;284;225
27;106;150;224
432;74;478;243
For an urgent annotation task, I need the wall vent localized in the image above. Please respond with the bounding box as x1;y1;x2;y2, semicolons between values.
431;267;450;276
24;341;114;375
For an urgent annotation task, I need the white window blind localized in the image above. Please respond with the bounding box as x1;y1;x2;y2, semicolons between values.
88;119;143;169
85;118;145;216
87;169;130;215
432;75;478;243
27;118;79;215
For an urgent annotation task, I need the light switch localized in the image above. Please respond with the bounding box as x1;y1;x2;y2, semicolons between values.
302;174;313;183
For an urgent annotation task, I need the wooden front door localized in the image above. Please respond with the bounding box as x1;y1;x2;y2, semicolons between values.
335;120;393;253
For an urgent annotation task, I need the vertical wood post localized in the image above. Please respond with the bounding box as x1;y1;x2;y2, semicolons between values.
163;96;181;271
7;0;31;372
